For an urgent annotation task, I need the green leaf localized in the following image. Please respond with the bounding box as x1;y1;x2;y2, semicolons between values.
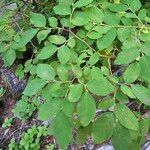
84;6;104;23
138;9;147;20
67;38;76;48
104;10;120;25
129;0;141;12
92;112;116;143
101;66;110;76
121;85;136;99
139;119;150;144
122;37;140;49
60;18;70;27
57;0;72;5
36;64;56;80
41;83;61;100
53;4;71;16
0;42;9;52
114;103;139;130
93;26;111;35
48;17;58;27
123;12;136;18
23;78;46;96
123;62;140;83
37;29;51;44
38;99;61;121
62;99;74;117
18;28;38;48
57;45;71;64
98;98;115;110
121;17;133;25
52;84;69;98
74;0;93;8
30;13;46;27
115;91;129;103
37;43;57;60
87;78;114;96
117;28;131;42
71;11;89;26
108;4;128;12
97;28;116;51
115;48;140;65
131;84;150;106
3;49;16;66
140;33;150;42
72;65;82;78
139;56;150;82
88;53;99;65
68;84;83;102
52;112;72;149
140;42;150;56
48;35;66;45
87;31;102;39
57;64;68;81
112;123;140;150
76;125;91;145
77;92;96;126
76;124;91;145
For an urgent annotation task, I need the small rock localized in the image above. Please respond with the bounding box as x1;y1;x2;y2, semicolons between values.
96;142;114;150
142;141;150;150
96;145;114;150
42;121;50;127
0;68;27;100
5;3;17;10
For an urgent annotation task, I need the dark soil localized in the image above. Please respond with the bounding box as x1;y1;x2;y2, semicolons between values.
0;59;55;149
0;95;56;149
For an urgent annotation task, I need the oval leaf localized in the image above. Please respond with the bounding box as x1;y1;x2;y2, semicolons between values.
97;28;116;51
38;99;61;121
68;84;83;102
87;78;114;96
52;112;72;149
71;11;89;26
37;44;57;60
114;103;139;130
23;78;46;96
115;48;140;65
77;92;96;126
139;56;150;82
30;13;46;27
123;62;140;83
49;35;66;45
37;29;51;44
36;64;56;80
57;45;71;64
92;112;116;143
74;0;93;8
131;84;150;106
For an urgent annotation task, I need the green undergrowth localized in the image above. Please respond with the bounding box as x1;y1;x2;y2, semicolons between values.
0;0;150;149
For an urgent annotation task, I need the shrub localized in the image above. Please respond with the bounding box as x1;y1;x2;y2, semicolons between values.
0;0;150;149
